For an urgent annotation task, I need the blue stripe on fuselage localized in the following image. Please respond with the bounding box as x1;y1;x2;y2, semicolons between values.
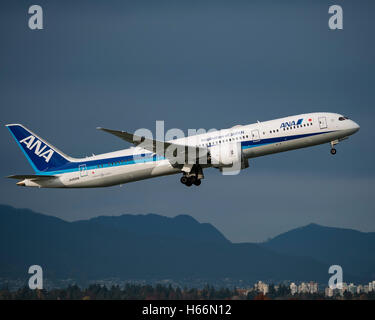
43;154;166;175
40;130;334;175
241;130;332;150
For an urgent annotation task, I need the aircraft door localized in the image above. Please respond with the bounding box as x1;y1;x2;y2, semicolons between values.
251;129;260;142
79;164;88;177
319;117;327;129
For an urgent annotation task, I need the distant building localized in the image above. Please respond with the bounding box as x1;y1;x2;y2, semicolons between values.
294;281;318;295
357;285;364;294
369;281;375;292
339;282;348;296
255;281;269;295
348;283;357;295
236;288;250;297
309;282;319;294
298;282;309;294
325;287;334;297
290;282;298;295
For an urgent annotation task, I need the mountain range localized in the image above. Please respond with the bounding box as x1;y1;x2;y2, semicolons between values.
0;204;374;284
263;223;375;281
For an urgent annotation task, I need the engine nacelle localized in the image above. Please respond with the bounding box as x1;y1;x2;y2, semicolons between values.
209;143;249;173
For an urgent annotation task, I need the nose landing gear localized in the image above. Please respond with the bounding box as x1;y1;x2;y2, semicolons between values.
330;140;339;155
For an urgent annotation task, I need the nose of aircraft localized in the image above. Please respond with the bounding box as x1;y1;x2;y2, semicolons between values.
350;120;360;133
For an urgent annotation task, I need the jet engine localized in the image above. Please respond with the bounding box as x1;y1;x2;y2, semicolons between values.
208;142;249;172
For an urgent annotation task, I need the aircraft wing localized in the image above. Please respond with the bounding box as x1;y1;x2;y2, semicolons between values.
97;127;209;166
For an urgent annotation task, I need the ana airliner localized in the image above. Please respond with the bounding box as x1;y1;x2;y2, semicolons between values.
6;112;359;188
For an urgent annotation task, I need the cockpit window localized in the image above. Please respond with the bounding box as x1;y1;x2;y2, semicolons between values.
339;116;349;121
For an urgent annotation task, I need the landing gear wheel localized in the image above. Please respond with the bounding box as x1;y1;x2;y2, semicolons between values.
180;176;188;184
185;178;193;187
330;148;337;155
193;179;201;186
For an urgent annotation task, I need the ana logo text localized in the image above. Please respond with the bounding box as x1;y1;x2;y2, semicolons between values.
19;135;54;163
280;119;303;129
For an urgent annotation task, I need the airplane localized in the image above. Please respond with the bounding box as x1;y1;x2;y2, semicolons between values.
5;112;359;188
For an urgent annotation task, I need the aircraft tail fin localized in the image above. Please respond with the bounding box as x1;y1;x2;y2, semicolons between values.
6;124;73;173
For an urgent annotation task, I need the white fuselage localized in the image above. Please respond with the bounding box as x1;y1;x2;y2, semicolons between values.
22;112;360;188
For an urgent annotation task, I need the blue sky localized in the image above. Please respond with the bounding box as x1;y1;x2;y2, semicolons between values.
0;0;374;242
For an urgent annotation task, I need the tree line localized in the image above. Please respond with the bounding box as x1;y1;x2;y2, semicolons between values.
0;283;374;300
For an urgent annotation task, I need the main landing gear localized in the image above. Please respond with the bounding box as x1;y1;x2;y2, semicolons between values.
180;175;201;187
180;165;204;187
